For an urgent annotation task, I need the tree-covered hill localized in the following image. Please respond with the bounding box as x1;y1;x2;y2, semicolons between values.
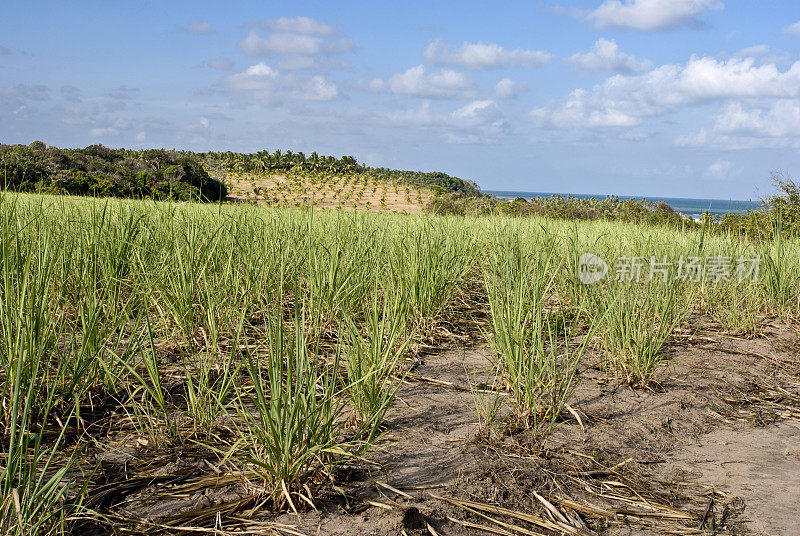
0;142;481;203
0;141;227;201
207;148;481;197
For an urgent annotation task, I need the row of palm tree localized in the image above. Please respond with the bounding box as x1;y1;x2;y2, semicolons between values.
207;150;362;175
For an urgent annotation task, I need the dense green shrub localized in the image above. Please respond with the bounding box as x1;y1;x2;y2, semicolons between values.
711;171;798;239
369;169;482;197
428;191;692;227
429;175;799;239
0;142;226;202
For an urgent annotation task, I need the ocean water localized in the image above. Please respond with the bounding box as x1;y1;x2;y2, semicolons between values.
484;190;762;220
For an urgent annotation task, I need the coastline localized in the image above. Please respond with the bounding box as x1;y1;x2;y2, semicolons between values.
483;190;761;220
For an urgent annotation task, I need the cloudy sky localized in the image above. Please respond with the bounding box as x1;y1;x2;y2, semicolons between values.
2;1;799;199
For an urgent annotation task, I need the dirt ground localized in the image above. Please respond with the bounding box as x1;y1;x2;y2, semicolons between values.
225;173;433;214
269;322;800;536
84;320;800;536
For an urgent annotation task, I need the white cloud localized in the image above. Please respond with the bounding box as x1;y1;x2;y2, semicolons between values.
90;127;119;136
447;100;509;142
200;117;209;128
1;84;50;116
719;100;798;141
388;65;473;99
704;159;732;179
784;20;800;37
493;78;526;99
365;78;387;92
423;38;552;70
240;31;325;56
568;38;652;73
266;16;336;36
238;16;351;68
226;63;279;91
531;88;641;129
225;63;281;105
675;129;710;146
677;100;800;149
135;131;146;142
387;101;435;127
108;85;139;100
300;75;339;101
2;84;50;102
736;44;769;57
207;58;234;71
676;57;800;99
712;102;767;134
180;19;213;35
224;63;339;105
60;85;82;103
384;99;507;143
587;0;723;31
533;56;800;130
731;45;790;66
451;100;503;127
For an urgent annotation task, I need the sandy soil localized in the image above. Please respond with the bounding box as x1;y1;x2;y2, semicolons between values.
226;173;433;214
664;421;800;536
84;321;800;535
273;323;800;536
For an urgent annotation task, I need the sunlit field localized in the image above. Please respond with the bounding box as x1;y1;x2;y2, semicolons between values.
2;191;799;535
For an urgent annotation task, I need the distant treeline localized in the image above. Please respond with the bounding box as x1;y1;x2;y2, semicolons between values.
368;168;481;197
430;191;689;226
210;149;482;197
0;142;482;203
214;149;361;175
2;142;795;239
1;141;227;201
431;172;799;239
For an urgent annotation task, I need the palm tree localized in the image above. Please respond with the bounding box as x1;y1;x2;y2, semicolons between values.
233;155;246;174
256;156;268;173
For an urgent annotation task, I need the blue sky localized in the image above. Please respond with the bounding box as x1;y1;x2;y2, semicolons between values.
1;1;799;200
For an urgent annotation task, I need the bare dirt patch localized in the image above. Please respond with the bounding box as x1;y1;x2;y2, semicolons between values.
82;322;800;535
277;323;800;536
662;421;800;536
226;173;433;214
